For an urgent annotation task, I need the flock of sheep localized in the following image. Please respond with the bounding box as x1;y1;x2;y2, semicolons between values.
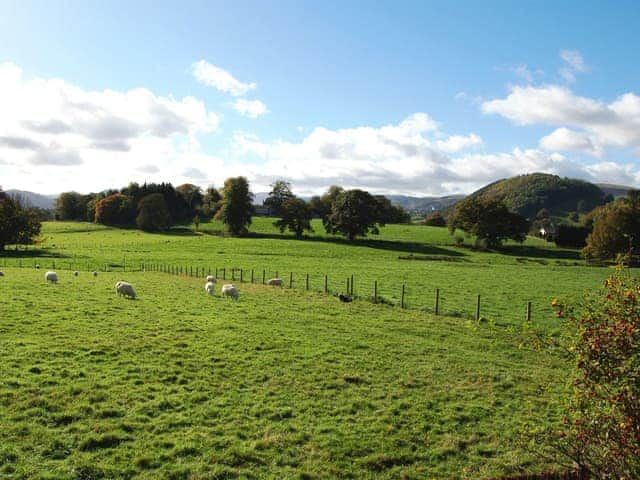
0;264;290;303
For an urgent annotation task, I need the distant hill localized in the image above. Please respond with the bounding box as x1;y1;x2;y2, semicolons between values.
596;183;635;199
386;194;465;214
445;173;608;219
6;189;57;209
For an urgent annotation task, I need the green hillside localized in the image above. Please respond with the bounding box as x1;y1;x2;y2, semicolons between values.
448;173;607;219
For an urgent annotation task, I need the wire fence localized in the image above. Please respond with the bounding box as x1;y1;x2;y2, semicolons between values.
1;257;554;327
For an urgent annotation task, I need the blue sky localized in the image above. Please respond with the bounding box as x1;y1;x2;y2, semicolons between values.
1;0;639;195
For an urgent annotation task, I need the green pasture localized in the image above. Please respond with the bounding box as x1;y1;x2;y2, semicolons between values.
1;268;570;479
2;219;609;329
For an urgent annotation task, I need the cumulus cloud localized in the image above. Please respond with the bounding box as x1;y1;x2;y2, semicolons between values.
191;60;256;96
0;62;222;192
539;127;602;157
230;113;629;195
232;98;268;118
482;85;640;157
436;133;482;153
512;64;534;83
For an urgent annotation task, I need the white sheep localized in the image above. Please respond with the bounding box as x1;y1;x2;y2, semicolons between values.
267;278;284;287
221;284;239;300
206;275;217;283
204;281;215;296
115;281;136;299
45;271;58;283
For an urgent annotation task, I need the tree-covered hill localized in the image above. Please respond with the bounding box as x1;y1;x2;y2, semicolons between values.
448;173;608;220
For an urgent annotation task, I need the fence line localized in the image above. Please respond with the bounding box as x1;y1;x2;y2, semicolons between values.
0;256;547;325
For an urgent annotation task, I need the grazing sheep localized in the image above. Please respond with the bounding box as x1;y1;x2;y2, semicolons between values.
0;271;4;276
205;281;215;296
92;271;98;277
206;275;217;283
115;281;136;299
45;271;58;283
35;264;40;269
267;278;284;287
73;271;79;277
221;284;239;300
338;293;352;303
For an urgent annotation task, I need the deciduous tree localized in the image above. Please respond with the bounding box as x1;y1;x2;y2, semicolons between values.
215;177;255;235
274;197;313;239
326;189;381;241
448;197;529;248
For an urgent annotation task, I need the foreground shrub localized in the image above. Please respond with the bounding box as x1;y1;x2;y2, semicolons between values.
546;268;640;479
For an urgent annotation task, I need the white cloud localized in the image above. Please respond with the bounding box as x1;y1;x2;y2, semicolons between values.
558;49;586;83
191;60;256;96
436;133;482;153
482;85;640;157
231;113;631;196
539;127;603;157
0;62;223;192
232;98;268;118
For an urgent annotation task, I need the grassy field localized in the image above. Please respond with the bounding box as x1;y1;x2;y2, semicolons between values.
2;218;609;329
1;267;570;479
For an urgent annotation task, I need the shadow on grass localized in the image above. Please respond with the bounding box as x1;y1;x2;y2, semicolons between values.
0;249;70;259
164;227;200;237
199;228;465;257
498;244;582;261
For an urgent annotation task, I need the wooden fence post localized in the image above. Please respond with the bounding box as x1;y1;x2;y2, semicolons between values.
305;273;309;290
241;269;244;283
222;268;226;280
401;284;406;308
262;269;265;284
289;272;293;288
251;269;254;284
526;301;532;322
232;269;235;281
373;280;377;303
350;274;354;296
476;295;481;321
324;275;328;293
435;288;440;315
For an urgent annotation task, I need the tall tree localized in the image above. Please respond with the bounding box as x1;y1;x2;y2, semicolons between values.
94;194;136;226
263;180;294;216
0;189;42;250
583;190;640;262
310;185;344;232
215;177;255;235
55;192;88;221
448;197;529;248
326;189;381;240
199;187;222;219
274;197;313;239
136;193;171;232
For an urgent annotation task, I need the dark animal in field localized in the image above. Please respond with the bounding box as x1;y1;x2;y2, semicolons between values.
339;294;352;303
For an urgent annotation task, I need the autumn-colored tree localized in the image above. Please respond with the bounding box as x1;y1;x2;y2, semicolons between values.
583;190;640;262
548;269;640;478
94;194;136;226
424;211;446;227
